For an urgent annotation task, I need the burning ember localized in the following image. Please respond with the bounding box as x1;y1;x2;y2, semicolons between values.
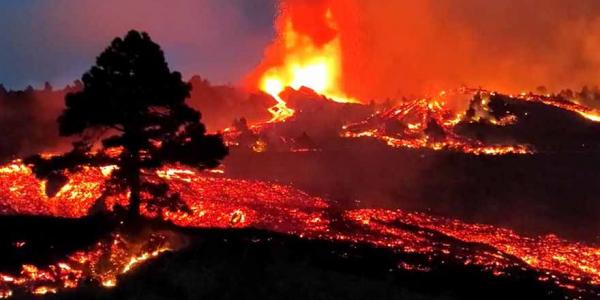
0;161;599;298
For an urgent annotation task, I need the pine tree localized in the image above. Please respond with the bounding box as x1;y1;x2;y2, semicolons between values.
27;30;228;218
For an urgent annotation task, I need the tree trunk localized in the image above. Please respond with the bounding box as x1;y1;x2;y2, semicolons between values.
128;150;141;218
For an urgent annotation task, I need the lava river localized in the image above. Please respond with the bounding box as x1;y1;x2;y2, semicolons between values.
0;162;599;298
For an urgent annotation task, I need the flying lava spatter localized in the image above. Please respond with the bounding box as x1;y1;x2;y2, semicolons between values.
256;4;357;122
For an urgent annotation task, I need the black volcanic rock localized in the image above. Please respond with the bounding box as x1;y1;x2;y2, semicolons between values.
41;228;579;300
456;94;600;152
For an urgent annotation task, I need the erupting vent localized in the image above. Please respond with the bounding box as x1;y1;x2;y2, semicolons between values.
255;3;356;123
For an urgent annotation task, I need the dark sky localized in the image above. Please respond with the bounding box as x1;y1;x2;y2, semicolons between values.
0;0;277;89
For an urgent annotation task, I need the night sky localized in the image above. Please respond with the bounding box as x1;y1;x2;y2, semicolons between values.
0;0;277;89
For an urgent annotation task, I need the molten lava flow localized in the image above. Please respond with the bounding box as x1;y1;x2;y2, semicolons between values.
256;5;357;122
263;78;295;123
0;161;599;298
510;91;600;122
342;87;600;155
0;230;179;298
342;90;533;155
345;210;600;289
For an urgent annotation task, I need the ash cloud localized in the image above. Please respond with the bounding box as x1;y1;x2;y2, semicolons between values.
270;0;600;100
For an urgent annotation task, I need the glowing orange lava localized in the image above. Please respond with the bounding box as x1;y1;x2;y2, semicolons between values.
0;230;178;297
341;90;534;155
342;88;600;155
257;7;357;122
510;91;600;123
0;161;599;298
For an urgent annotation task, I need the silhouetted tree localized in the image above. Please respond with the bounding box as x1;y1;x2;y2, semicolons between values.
26;30;228;218
43;82;53;92
424;119;446;142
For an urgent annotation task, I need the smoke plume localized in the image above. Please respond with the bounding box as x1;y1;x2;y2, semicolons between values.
250;0;600;100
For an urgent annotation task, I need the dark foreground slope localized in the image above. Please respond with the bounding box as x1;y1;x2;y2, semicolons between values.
45;230;572;300
0;215;116;273
1;220;568;300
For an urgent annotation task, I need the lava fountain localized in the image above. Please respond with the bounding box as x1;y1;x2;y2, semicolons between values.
252;2;358;123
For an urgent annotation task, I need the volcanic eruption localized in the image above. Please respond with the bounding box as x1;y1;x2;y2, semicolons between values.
1;0;600;299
